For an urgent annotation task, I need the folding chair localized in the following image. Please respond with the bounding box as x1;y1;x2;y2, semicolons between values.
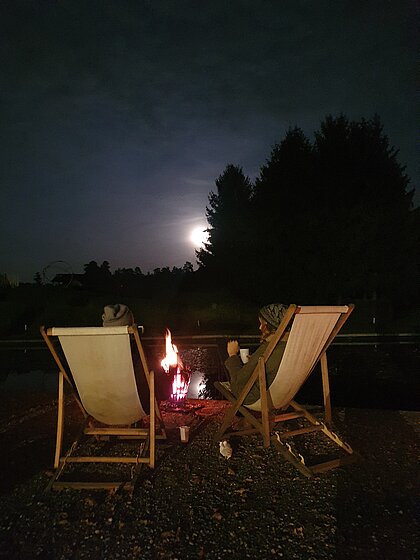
40;324;166;490
214;305;358;477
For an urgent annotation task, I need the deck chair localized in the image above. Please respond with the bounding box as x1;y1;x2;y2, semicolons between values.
40;324;166;490
214;305;358;477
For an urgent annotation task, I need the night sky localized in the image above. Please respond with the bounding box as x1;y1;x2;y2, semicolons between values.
1;1;418;282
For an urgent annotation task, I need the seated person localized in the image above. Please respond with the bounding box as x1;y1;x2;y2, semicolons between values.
102;303;134;328
224;303;288;405
102;304;171;411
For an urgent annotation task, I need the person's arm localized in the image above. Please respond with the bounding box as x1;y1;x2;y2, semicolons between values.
224;339;242;374
224;342;267;397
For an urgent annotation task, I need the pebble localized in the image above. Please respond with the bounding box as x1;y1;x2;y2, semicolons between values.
0;407;418;559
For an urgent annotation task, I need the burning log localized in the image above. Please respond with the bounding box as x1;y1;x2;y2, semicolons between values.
161;329;191;402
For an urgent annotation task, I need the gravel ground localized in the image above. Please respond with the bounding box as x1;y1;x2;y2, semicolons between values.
0;397;418;560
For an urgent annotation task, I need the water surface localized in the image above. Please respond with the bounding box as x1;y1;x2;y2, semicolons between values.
0;342;418;411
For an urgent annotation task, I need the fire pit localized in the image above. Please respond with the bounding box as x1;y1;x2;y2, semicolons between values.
161;329;191;404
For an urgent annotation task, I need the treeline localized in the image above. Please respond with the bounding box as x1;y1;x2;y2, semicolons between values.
1;114;419;335
48;260;196;297
196;114;419;311
12;113;420;319
0;261;200;336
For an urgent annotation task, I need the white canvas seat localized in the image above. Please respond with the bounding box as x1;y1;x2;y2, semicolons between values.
41;325;166;490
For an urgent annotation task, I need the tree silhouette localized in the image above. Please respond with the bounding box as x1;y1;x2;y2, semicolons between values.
198;115;415;308
313;114;413;302
196;164;252;293
83;260;114;291
253;127;315;300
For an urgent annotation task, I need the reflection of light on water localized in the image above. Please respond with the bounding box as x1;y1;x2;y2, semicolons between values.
187;370;206;399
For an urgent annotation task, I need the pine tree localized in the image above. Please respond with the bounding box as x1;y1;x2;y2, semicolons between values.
313;114;413;301
253;127;314;300
197;165;252;293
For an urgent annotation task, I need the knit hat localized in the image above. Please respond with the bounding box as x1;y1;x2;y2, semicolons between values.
102;304;134;327
258;303;288;330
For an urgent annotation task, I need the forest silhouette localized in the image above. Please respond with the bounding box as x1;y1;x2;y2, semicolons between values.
197;114;419;309
1;114;419;335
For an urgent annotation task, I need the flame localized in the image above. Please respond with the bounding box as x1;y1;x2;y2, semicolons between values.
160;328;190;401
161;328;178;372
171;372;189;401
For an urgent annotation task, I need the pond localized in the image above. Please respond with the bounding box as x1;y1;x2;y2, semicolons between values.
0;341;419;412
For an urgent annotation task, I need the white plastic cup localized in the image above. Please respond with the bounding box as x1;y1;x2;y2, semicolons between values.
240;348;250;364
179;425;190;443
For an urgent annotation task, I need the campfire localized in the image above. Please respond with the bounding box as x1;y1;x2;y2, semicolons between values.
161;329;191;402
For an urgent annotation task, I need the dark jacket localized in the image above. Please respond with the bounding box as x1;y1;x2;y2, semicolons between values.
224;336;286;405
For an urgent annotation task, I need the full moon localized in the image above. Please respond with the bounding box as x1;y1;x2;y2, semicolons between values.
190;227;209;248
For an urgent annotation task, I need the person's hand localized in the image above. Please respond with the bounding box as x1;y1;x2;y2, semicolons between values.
227;339;240;357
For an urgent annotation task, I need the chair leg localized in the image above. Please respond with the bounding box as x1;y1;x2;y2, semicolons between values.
214;381;267;442
290;400;353;453
149;370;155;469
258;359;270;447
213;382;241;441
320;353;332;426
271;432;314;478
54;371;65;469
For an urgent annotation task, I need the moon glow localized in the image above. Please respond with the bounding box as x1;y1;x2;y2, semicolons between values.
190;227;209;248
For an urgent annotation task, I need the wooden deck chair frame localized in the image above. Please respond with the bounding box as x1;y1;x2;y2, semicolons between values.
214;304;358;477
40;324;166;491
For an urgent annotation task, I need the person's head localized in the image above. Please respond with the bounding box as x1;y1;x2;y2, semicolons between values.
258;303;288;339
102;304;134;327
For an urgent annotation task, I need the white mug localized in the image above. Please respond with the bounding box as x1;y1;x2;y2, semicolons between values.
240;348;250;363
179;425;190;443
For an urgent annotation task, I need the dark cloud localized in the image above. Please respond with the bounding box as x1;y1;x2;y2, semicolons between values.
0;0;417;281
